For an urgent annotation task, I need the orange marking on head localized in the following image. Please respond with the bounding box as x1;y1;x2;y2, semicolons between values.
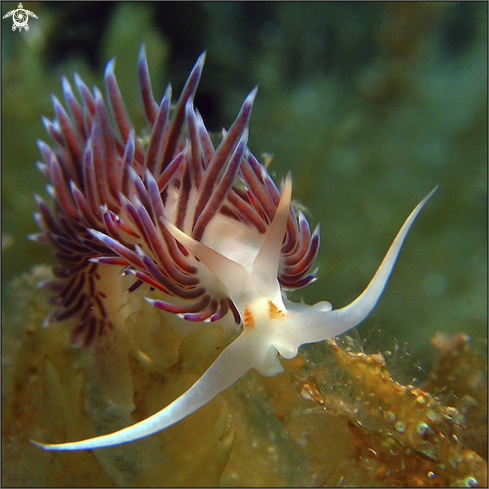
243;307;254;329
268;300;285;320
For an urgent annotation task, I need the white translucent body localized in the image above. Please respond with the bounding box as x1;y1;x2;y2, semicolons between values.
32;179;436;451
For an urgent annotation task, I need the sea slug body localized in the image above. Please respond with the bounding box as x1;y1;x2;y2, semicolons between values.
30;46;436;450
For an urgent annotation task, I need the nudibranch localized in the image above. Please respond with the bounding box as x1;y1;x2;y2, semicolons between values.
30;46;435;451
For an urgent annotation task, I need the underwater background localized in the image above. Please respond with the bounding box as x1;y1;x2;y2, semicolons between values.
3;0;486;366
2;2;487;487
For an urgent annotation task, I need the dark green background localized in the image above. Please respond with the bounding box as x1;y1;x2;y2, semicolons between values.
2;2;487;370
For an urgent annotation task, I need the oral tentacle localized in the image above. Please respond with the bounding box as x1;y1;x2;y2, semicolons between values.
278;188;437;353
31;332;254;451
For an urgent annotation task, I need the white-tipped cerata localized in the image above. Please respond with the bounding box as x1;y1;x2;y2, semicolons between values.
31;47;437;451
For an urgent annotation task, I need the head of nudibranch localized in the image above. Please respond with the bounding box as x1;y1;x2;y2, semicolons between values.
30;46;436;451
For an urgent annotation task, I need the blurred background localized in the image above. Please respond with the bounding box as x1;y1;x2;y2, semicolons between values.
2;1;487;372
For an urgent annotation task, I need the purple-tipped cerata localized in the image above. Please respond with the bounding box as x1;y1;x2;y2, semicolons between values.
31;45;436;450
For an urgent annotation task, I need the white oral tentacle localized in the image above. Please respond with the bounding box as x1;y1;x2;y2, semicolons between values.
31;332;255;451
278;187;438;352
